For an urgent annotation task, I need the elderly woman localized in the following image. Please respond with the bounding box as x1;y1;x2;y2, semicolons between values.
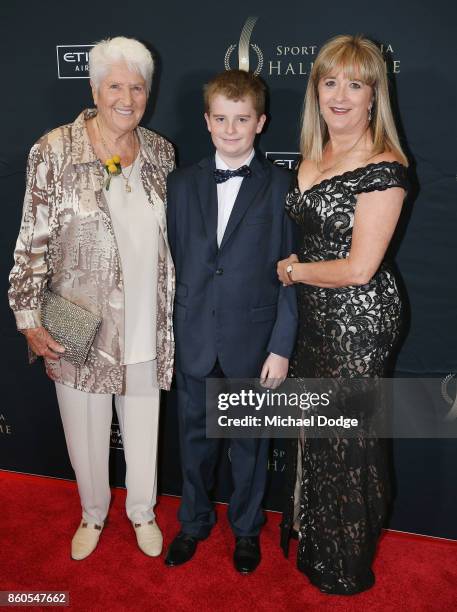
277;35;408;594
8;37;175;560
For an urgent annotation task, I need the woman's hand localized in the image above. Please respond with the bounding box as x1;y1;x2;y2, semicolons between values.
22;326;65;360
277;254;299;286
260;353;289;389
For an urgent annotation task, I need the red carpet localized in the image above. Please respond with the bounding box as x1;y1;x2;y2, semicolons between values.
1;471;456;611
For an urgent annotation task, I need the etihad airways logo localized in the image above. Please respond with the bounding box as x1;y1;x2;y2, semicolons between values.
265;152;300;170
57;45;93;79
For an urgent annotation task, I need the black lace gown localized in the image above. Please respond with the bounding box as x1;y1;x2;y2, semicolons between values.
280;162;408;595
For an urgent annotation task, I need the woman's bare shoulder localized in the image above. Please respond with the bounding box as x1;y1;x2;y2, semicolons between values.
368;150;405;165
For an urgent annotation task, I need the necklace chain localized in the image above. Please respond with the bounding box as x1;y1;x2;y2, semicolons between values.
96;117;137;193
317;129;368;175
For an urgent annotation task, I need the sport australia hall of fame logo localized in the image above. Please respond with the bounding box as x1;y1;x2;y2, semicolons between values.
56;45;93;79
228;445;286;472
225;17;400;77
442;373;457;422
0;413;12;436
224;16;264;75
110;418;124;450
224;15;317;77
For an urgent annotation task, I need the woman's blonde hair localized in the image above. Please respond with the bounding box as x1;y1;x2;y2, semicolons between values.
300;34;407;165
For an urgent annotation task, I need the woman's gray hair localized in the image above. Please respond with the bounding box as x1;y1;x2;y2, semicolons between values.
89;36;154;95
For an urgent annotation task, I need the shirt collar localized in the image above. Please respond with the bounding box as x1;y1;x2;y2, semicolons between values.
215;149;255;171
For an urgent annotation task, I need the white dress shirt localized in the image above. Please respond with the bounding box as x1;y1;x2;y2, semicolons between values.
215;149;255;247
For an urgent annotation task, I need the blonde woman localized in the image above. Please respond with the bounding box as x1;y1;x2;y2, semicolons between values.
9;37;175;561
277;35;408;594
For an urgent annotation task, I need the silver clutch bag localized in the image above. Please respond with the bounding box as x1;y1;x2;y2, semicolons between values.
41;290;102;366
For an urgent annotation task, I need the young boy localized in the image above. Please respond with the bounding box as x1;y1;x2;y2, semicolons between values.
165;70;297;573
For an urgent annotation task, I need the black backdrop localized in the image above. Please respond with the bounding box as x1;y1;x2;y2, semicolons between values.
1;1;456;539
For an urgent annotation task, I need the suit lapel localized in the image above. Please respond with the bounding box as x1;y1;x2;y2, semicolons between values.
195;157;218;250
219;154;267;251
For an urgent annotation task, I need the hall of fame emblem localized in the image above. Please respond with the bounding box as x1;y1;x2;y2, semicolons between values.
441;373;457;422
224;16;264;75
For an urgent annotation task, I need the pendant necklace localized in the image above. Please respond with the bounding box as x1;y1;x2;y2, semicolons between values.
317;128;369;175
96;117;137;193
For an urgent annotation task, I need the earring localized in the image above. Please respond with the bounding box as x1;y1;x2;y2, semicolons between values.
368;106;372;122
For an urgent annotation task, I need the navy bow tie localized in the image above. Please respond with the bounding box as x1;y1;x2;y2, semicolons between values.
214;165;252;184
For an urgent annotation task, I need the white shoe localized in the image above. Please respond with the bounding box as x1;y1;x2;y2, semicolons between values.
71;521;103;560
133;520;163;557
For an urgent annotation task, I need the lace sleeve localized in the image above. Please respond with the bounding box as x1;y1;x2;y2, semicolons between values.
348;161;408;195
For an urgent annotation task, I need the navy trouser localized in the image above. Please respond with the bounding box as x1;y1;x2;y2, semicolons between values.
175;362;269;538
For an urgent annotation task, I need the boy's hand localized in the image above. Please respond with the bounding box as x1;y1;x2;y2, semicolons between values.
260;353;289;389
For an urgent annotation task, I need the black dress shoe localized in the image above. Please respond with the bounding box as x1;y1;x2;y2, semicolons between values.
165;532;199;566
233;536;261;574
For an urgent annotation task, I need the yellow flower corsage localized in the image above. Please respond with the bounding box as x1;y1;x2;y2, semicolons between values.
103;156;121;190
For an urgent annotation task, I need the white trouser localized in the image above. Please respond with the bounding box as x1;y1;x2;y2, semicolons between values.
55;360;160;525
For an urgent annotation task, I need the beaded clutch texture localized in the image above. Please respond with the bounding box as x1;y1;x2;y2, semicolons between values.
41;290;102;366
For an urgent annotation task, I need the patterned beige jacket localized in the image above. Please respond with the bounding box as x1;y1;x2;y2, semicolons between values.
8;109;175;393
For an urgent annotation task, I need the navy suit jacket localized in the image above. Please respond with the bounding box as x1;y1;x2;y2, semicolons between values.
167;152;298;379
